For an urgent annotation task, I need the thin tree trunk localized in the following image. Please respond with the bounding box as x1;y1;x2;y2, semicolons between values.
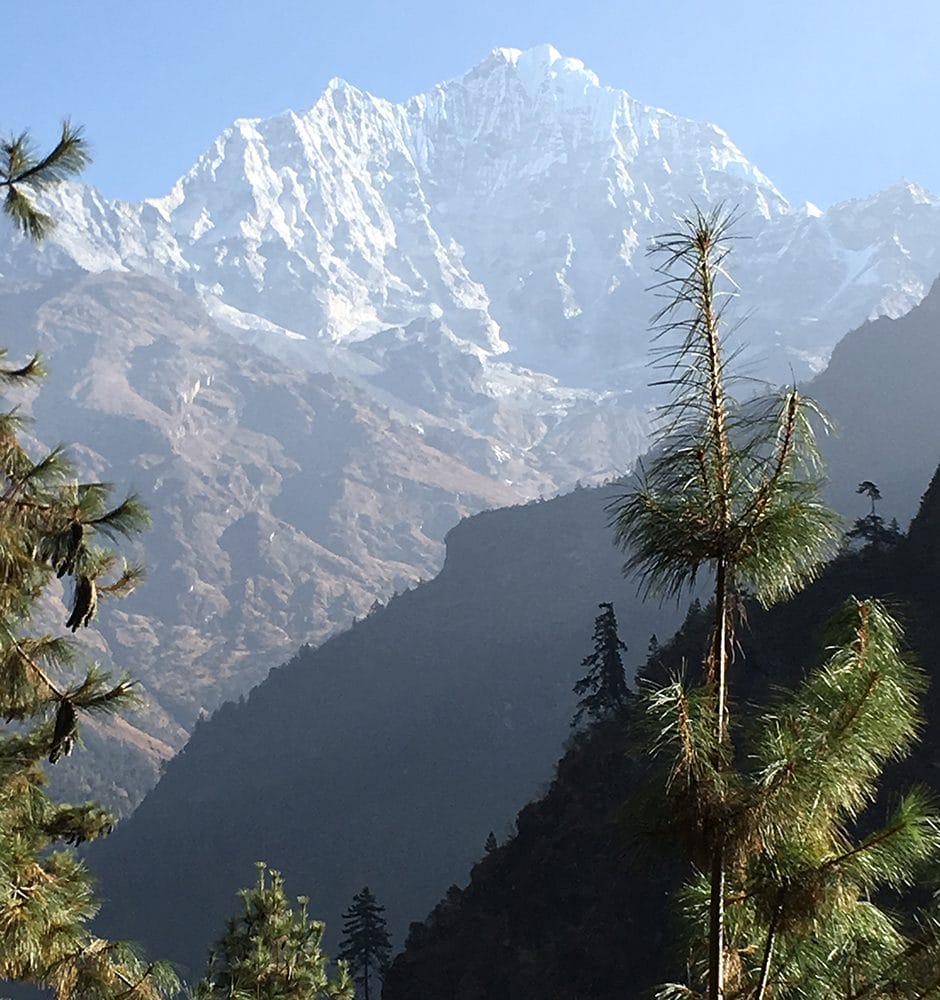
708;840;726;1000
754;899;781;1000
708;558;730;1000
714;559;730;746
700;216;732;1000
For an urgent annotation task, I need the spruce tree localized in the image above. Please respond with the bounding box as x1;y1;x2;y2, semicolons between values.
572;602;630;726
193;863;352;1000
847;481;902;549
0;122;177;999
338;886;392;1000
611;206;839;999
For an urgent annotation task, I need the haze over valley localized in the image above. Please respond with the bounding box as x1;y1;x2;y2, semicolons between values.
3;45;938;808
4;17;940;999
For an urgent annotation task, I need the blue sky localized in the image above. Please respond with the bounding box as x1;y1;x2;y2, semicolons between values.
4;0;938;208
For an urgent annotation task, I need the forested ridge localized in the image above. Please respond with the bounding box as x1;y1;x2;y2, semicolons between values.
385;467;940;999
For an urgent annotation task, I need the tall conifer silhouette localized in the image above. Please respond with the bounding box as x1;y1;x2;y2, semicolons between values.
572;602;630;725
338;886;392;1000
611;206;839;999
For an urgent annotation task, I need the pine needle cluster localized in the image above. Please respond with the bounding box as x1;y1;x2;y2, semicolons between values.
1;120;88;240
612;206;839;613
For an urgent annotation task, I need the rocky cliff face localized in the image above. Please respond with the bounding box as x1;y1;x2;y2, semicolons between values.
2;45;938;807
0;270;523;808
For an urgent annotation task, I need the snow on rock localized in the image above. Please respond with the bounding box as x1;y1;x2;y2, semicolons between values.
2;44;939;479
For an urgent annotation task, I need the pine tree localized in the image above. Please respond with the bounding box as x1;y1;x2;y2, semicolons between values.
0;123;177;999
484;830;498;854
572;602;630;726
338;886;392;1000
846;481;902;549
193;864;352;1000
611;206;839;1000
649;598;940;999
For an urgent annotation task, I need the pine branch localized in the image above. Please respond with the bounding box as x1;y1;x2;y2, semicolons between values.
1;121;89;240
4;120;89;187
86;493;151;541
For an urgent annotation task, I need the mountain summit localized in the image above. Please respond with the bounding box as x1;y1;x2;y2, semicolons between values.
1;47;938;808
5;45;937;396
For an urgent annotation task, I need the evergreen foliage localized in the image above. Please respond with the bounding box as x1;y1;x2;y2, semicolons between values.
193;863;353;1000
650;598;940;999
2;121;88;240
0;124;175;999
846;481;903;549
484;831;498;854
610;205;839;999
338;885;392;1000
572;602;630;726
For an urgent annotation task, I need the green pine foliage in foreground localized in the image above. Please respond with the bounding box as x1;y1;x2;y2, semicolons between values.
615;207;940;999
0;123;182;999
648;598;940;999
611;205;840;1000
193;864;353;1000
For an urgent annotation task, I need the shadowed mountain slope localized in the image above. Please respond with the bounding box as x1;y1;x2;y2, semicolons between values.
86;275;940;979
812;276;940;525
88;484;681;978
383;469;940;1000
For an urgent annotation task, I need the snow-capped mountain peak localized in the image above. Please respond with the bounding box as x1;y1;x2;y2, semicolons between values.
3;45;939;421
4;46;940;814
486;43;601;94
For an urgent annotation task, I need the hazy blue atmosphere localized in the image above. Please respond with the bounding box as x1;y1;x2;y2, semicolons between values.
6;3;940;998
4;0;937;207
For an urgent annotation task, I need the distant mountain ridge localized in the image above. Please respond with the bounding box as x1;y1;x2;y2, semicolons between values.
3;45;937;395
2;45;938;808
87;279;940;978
